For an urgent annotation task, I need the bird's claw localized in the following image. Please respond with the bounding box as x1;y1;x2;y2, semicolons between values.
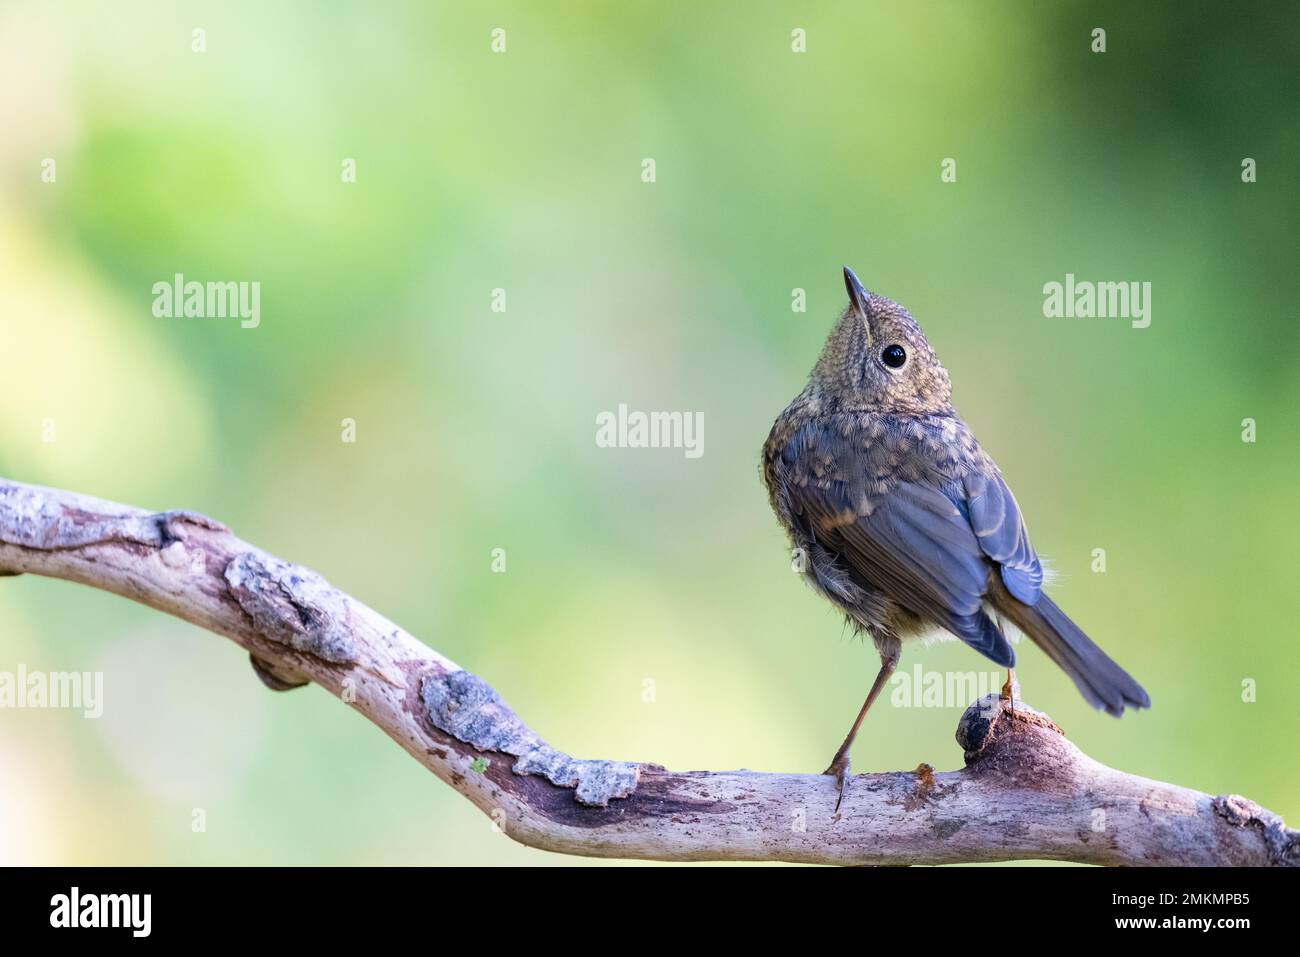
823;752;852;813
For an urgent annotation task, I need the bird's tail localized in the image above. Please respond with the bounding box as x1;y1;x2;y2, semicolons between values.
1000;592;1150;716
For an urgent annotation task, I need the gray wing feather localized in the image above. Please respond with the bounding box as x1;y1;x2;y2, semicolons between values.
785;474;1015;665
961;470;1043;605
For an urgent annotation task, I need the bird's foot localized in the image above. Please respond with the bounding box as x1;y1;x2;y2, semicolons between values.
823;751;852;813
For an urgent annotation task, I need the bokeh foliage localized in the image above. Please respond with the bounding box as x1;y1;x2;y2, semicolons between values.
0;1;1296;864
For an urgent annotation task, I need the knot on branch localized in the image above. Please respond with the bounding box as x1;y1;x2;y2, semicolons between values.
957;693;1064;755
224;552;357;664
248;653;312;691
956;693;1080;783
421;668;639;807
1213;794;1300;868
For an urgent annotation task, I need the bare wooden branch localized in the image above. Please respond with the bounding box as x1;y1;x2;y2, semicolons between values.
0;477;1294;866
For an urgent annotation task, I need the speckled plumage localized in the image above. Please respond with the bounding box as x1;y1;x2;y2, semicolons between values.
763;269;1148;798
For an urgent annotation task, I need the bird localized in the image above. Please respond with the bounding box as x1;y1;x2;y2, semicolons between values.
762;266;1150;809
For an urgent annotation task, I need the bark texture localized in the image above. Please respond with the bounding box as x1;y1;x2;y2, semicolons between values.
0;477;1294;866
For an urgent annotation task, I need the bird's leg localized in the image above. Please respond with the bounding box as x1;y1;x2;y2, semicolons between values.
1001;668;1018;712
996;613;1017;712
824;643;899;813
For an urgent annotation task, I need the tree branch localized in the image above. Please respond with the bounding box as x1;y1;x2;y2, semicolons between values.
0;477;1294;866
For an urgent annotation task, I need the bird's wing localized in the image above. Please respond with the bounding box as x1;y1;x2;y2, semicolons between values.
960;469;1043;605
774;420;1016;666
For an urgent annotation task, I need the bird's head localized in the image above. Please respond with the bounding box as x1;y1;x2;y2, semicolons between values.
810;266;953;414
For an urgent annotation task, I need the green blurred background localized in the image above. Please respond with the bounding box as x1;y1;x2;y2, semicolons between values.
1;1;1297;865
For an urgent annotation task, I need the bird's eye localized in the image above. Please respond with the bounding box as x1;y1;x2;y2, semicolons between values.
881;344;907;368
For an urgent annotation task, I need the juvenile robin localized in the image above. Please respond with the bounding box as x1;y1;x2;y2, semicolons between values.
763;267;1149;808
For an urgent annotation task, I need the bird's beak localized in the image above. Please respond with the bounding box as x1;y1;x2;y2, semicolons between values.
843;265;871;318
843;265;873;343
